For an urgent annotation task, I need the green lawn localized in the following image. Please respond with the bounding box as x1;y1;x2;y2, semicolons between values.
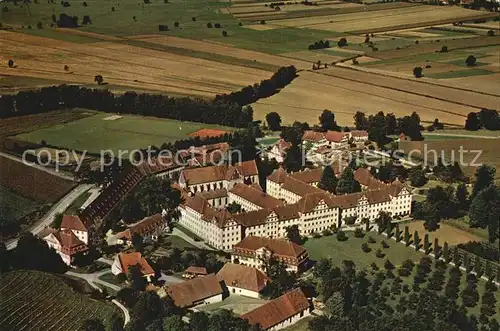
163;235;197;250
0;185;43;224
98;272;124;287
304;232;424;270
65;190;92;215
426;68;494;79
16;111;233;153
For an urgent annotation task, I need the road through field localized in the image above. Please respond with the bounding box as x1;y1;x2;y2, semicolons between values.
6;183;93;250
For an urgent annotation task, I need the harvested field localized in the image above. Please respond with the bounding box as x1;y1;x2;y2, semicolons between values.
405;220;482;246
442;72;500;95
188;128;231;138
244;2;418;22
462;21;500;31
0;109;95;137
369;61;476;76
0;155;76;203
252;69;483;126
133;35;310;68
399;138;500;178
280;50;350;64
0;31;272;97
243;23;284;30
287;6;498;33
54;28;124;41
317;66;500;110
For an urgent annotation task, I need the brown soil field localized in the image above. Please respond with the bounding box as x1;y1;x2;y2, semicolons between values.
134;35;310;68
0;155;76;203
399;139;500;178
423;72;500;96
0;31;272;97
370;35;500;60
405;221;481;246
251;69;480;127
463;21;500;30
230;1;359;15
281;6;497;33
318;66;500;110
243;23;283;30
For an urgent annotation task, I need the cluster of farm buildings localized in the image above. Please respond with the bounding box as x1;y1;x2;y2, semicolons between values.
37;129;413;330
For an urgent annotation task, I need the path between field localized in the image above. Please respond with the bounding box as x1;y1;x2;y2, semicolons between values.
66;269;130;326
0;151;76;181
6;183;93;250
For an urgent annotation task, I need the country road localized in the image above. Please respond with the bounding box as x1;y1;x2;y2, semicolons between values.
6;183;93;250
0;151;76;181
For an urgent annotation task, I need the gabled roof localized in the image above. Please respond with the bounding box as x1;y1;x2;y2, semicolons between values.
296;192;337;213
281;176;322;197
61;215;89;232
181;165;234;186
354;168;386;189
216;263;270;293
350;130;368;137
167;274;223;308
324;131;348;143
185;266;208;275
229;183;284;209
232;209;272;227
233;236;306;259
55;229;85;249
117;214;164;241
235;160;259;177
267;167;288;184
199;188;228;200
242;288;309;330
289;168;322;184
201;207;234;228
117;252;155;276
302;130;325;142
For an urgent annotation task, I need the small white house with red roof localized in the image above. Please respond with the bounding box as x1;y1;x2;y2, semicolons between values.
60;215;92;245
42;228;89;265
112;252;155;282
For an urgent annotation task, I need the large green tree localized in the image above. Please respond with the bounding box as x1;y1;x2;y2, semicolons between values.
472;164;496;198
265;112;282;131
318;166;338;193
469;184;500;243
319;110;340;131
336;167;361;194
285;225;302;245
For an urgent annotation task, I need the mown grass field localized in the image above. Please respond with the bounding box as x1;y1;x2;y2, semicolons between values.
303;232;425;268
15;111;234;153
0;270;120;331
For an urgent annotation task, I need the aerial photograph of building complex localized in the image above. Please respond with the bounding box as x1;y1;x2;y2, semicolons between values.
0;0;499;330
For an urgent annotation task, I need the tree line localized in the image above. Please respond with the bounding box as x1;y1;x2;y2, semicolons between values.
0;85;252;128
216;66;297;106
465;109;500;131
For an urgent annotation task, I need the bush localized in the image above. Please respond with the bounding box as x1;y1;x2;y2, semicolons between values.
174;21;179;28
413;66;423;78
381;240;390;249
222;30;228;37
466;55;476;67
362;242;371;253
440;46;448;53
214;23;221;28
37;22;43;29
354;228;364;238
83;1;87;6
312;232;321;239
207;22;212;28
336;230;348;242
415;40;419;44
367;236;376;244
260;20;266;24
487;30;495;36
376;249;385;258
308;40;330;50
322;229;333;236
337;37;347;47
192;17;196;21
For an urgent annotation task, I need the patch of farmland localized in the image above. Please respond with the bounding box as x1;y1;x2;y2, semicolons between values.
133;35;311;69
0;155;76;203
279;50;352;64
242;1;417;22
0;31;272;97
0;185;43;226
15;112;235;154
462;21;500;31
243;23;284;30
369;61;469;76
0;270;120;331
298;6;497;33
0;109;95;137
368;35;500;60
318;66;500;110
430;72;500;96
399;138;500;178
405;220;482;246
251;70;478;127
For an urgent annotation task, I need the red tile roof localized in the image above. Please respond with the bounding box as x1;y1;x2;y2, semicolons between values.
242;288;310;330
61;215;89;232
267;167;288;184
117;252;155;276
185;266;208;275
235;160;259;177
281;176;322;197
350;130;368;138
117;214;164;241
324;131;348;143
289;168;322;184
52;229;88;255
233;236;306;260
229;183;285;209
167;274;223;308
216;263;270;293
302;131;325;142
